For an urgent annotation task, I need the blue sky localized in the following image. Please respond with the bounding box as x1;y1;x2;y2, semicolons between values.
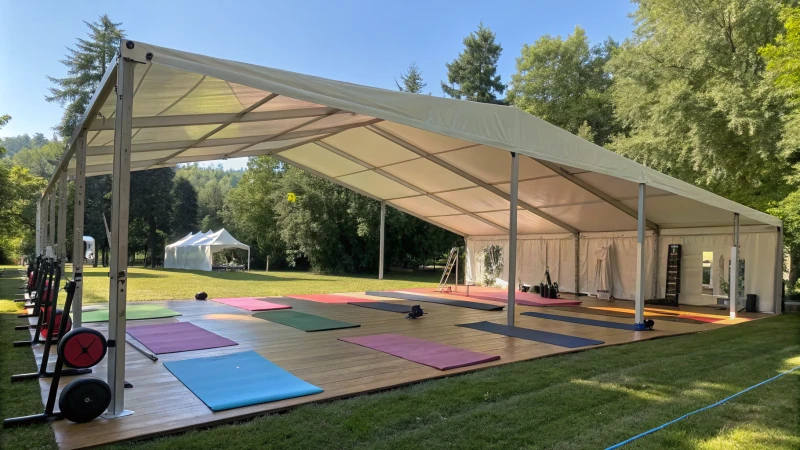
0;0;636;169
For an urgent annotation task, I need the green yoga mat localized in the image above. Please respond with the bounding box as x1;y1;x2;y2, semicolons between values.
252;310;359;332
77;304;182;323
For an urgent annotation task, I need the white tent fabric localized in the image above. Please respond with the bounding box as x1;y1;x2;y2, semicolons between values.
52;41;781;239
164;229;249;271
593;246;612;299
43;40;781;311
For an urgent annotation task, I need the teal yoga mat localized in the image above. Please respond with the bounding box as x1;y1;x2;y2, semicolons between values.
252;310;359;332
163;350;322;411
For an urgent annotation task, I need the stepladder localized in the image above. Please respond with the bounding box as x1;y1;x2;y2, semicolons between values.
437;247;458;292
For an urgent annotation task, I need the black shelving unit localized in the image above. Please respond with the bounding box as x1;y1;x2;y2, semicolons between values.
664;244;682;306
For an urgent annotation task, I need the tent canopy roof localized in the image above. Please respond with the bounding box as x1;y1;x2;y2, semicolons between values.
48;40;781;236
193;229;249;251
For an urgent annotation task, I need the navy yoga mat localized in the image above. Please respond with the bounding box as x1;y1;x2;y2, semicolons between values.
163;350;322;411
365;291;504;311
456;321;604;348
521;312;638;330
348;302;412;313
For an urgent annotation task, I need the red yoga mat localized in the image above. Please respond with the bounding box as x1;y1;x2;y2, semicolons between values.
288;294;376;304
212;298;292;311
339;333;500;370
127;322;238;354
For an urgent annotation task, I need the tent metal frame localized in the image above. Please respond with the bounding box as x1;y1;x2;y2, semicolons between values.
35;40;784;420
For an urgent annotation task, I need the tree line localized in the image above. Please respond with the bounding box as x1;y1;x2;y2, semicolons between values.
3;1;800;286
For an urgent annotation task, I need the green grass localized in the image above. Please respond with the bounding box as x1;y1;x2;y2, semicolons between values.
75;266;442;303
0;264;798;450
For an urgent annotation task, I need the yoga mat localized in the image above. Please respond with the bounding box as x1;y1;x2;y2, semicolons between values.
547;306;708;325
457;321;604;348
126;322;238;354
79;304;181;323
521;312;637;330
366;291;504;311
348;302;412;313
339;334;500;370
163;350;322;411
463;292;582;307
253;310;359;332
212;297;291;311
288;294;375;304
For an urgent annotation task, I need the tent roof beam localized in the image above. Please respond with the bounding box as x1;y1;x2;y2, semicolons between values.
314;141;508;233
534;158;660;233
365;125;580;235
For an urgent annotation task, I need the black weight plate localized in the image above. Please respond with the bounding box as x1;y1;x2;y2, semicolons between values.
57;328;107;369
59;378;111;423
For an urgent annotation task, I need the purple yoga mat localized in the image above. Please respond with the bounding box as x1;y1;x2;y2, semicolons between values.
339;334;500;370
212;297;292;311
127;322;238;354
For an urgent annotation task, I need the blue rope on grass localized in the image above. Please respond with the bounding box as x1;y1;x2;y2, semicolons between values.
605;365;800;449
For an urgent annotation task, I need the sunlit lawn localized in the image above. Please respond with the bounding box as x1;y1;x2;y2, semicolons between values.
71;265;442;303
0;265;798;450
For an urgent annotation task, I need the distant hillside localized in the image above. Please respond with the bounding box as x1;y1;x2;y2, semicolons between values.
0;133;52;158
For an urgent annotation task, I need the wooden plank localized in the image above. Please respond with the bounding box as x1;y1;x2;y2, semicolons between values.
25;293;762;449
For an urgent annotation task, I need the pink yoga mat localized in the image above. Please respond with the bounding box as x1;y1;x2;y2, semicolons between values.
212;297;292;311
398;287;581;307
127;322;238;354
288;294;376;304
339;334;500;370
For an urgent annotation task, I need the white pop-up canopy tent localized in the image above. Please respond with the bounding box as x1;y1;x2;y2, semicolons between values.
164;229;250;271
36;40;783;418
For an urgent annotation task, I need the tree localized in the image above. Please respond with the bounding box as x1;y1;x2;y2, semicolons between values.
46;15;124;138
171;178;199;238
0;165;46;262
761;6;800;168
11;141;64;179
0;132;50;159
0;115;9;156
508;27;620;146
396;62;427;94
129;168;174;267
607;0;790;208
761;6;800;287
441;23;506;103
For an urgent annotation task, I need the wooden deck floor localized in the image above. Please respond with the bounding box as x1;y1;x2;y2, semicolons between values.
21;291;767;449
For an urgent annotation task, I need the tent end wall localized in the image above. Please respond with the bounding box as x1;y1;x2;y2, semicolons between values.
464;223;782;314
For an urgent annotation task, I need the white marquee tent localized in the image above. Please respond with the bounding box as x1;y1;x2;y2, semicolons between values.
36;40;783;418
164;229;250;271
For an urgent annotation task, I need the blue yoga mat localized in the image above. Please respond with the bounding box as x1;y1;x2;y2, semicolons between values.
521;312;638;330
457;321;604;348
163;350;323;411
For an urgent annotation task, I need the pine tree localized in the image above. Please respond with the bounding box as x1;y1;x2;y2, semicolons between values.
172;178;200;237
441;23;506;103
46;15;124;139
396;62;427;94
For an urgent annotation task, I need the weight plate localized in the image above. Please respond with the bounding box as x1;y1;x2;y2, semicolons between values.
59;378;111;423
41;309;72;339
58;328;107;369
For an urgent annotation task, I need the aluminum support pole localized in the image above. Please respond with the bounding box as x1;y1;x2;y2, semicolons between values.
507;152;519;326
104;53;135;419
379;201;385;280
634;183;647;329
71;132;87;327
730;213;740;319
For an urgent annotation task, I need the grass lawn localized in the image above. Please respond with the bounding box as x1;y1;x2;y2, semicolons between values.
0;265;798;450
73;266;443;303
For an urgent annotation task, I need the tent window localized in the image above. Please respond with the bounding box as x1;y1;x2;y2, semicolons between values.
702;251;713;295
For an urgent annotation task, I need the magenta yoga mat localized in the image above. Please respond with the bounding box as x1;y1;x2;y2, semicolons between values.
339;334;500;370
126;322;238;354
212;297;292;311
